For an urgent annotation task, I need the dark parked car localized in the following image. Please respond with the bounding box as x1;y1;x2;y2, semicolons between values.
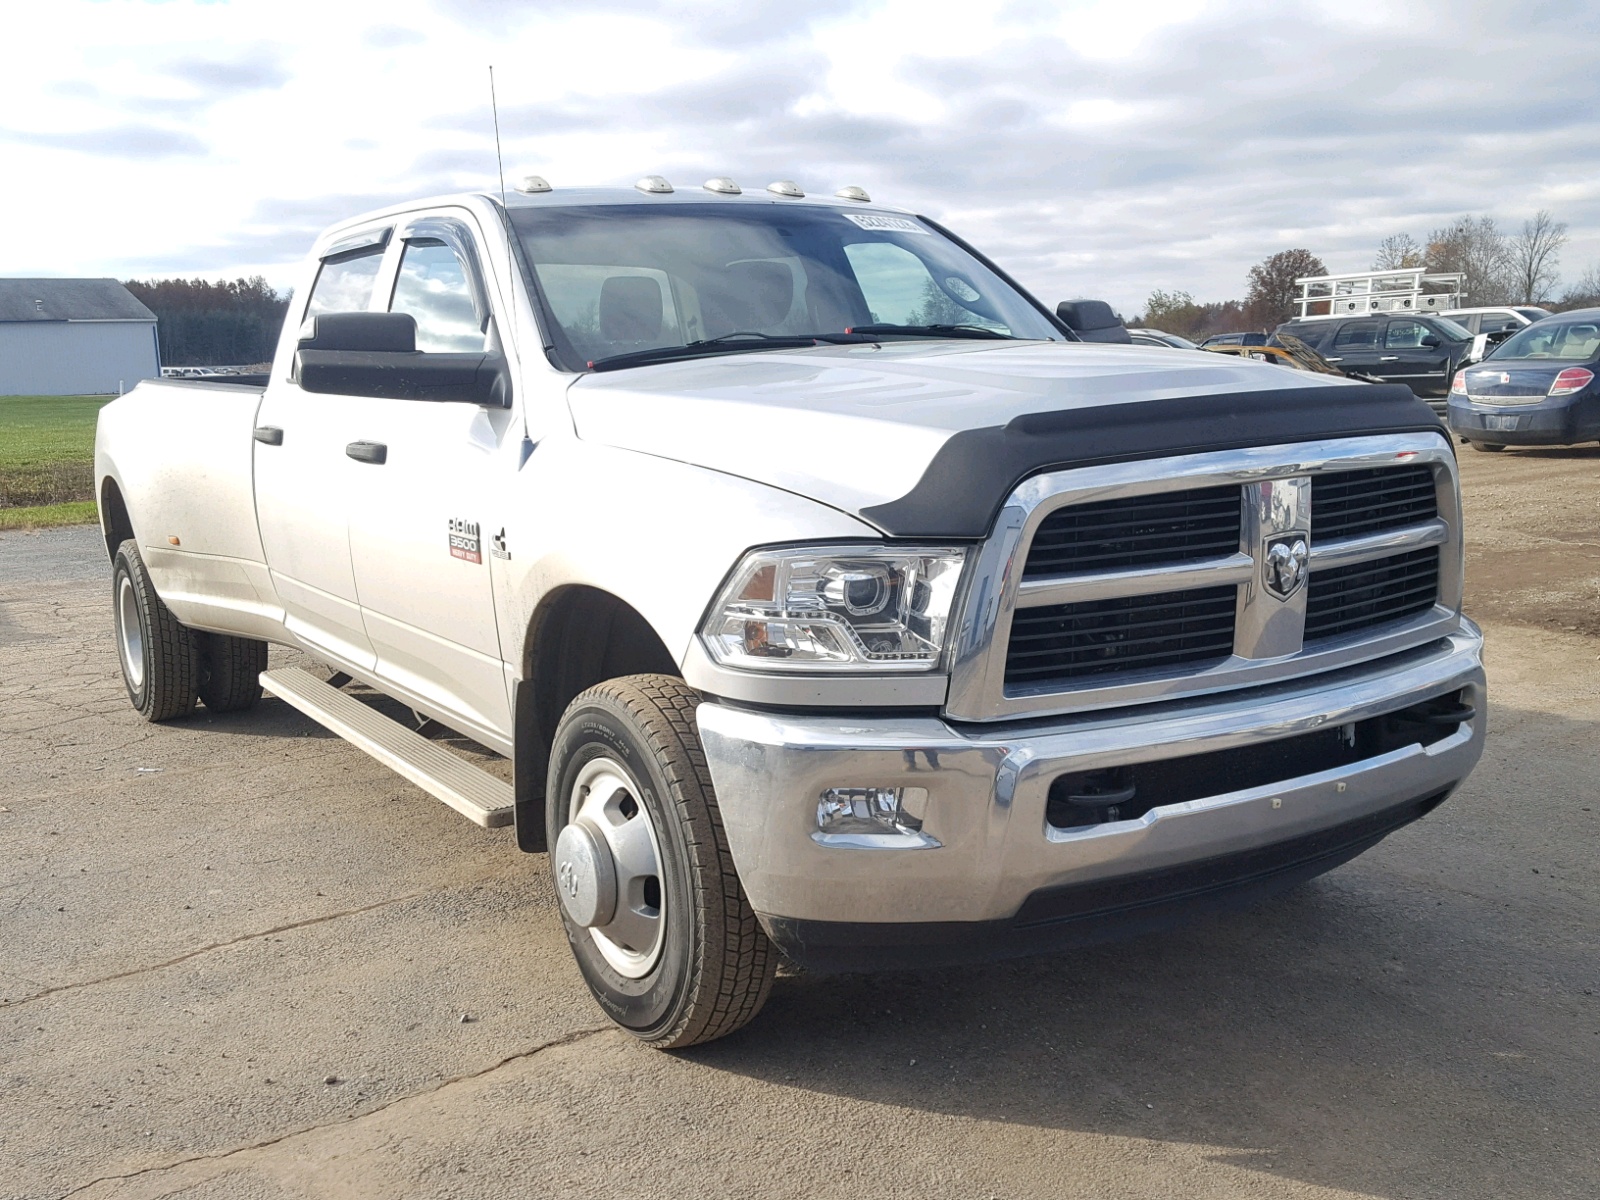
1274;314;1477;414
1447;308;1600;451
1199;332;1267;348
1128;328;1200;349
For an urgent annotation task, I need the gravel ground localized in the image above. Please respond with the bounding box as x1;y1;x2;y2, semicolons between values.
1;447;1597;1200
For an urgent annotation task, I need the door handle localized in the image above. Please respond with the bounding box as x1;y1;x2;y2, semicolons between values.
345;441;388;465
253;426;284;445
1324;356;1342;362
1379;355;1400;362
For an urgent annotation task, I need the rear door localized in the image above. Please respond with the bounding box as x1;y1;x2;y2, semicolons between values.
343;215;516;741
253;229;391;668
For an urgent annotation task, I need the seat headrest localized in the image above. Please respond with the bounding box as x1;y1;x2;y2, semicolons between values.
725;260;794;328
600;275;664;342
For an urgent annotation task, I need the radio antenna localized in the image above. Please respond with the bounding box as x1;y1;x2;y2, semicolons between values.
489;65;509;209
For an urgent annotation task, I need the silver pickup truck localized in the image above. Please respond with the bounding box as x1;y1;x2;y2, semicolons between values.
95;178;1486;1046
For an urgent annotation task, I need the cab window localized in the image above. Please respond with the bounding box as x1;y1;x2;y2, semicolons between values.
305;246;385;317
1385;320;1429;349
389;239;487;353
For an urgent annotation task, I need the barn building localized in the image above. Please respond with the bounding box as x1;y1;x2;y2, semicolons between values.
0;279;161;396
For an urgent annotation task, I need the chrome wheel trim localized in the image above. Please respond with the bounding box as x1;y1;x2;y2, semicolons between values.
567;755;667;979
116;573;145;692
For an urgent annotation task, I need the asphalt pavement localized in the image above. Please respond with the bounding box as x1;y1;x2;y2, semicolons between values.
2;516;1597;1200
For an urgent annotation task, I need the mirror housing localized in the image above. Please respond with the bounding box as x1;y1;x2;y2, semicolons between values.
293;312;510;406
1420;335;1442;348
1056;300;1131;344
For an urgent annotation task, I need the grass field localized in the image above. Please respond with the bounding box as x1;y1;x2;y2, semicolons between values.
0;394;110;527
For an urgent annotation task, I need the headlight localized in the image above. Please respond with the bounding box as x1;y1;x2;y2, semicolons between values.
701;544;968;673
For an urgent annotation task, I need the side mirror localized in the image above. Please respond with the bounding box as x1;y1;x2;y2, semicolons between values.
1420;335;1442;348
294;311;510;406
1056;299;1132;344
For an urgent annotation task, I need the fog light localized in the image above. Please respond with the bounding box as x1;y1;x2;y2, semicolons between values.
816;786;927;836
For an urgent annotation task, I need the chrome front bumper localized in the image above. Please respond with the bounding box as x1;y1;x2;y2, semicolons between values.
697;626;1485;955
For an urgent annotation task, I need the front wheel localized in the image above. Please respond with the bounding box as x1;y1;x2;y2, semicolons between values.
546;675;775;1048
112;539;198;721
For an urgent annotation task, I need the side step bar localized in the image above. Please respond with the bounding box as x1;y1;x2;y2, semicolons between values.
260;668;514;828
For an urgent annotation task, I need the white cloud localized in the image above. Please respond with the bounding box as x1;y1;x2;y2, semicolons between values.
0;0;1596;313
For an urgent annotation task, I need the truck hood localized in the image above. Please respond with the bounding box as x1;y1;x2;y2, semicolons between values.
565;340;1353;527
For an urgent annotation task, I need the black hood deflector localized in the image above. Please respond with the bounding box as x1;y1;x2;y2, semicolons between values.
859;384;1447;538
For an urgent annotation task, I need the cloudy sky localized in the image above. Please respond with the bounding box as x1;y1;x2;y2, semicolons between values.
3;0;1598;315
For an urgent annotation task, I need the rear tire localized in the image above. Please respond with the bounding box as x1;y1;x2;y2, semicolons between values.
546;674;775;1048
1470;441;1506;452
112;539;197;722
196;631;268;713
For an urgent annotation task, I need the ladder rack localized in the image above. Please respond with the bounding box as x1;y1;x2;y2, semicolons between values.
1294;269;1463;320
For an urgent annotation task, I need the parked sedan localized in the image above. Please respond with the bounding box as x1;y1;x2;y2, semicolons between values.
1127;328;1199;349
1447;308;1600;451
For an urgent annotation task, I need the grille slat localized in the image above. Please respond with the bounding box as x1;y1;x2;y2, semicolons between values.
1311;465;1436;540
1024;486;1241;579
1005;586;1236;685
1304;547;1440;641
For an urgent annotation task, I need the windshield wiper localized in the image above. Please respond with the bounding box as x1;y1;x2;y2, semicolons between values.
843;323;1020;341
587;335;826;372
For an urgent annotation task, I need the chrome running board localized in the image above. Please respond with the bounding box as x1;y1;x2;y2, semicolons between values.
260;667;513;828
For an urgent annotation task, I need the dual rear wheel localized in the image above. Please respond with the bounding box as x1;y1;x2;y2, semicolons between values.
112;539;266;721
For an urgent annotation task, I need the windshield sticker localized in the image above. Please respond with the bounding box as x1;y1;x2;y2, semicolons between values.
842;213;929;236
944;277;981;302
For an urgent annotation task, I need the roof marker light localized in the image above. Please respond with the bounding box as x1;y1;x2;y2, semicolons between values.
635;175;674;194
835;185;871;202
703;177;741;194
767;180;805;197
515;175;551;194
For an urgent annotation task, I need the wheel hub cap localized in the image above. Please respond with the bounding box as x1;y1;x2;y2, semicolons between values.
553;819;616;928
564;756;666;978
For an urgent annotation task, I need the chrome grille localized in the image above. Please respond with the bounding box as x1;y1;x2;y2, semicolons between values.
1305;547;1440;642
945;434;1463;722
1005;586;1236;685
1023;486;1241;578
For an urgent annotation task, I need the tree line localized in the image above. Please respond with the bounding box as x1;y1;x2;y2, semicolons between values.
123;276;290;367
1134;210;1600;342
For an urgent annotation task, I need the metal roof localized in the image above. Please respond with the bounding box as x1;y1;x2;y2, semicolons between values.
0;278;156;323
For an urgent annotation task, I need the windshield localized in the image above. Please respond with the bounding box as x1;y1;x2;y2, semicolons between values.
1489;316;1600;362
1516;307;1552;322
1428;316;1473;341
509;203;1063;370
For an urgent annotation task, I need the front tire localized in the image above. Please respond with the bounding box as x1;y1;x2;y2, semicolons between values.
546;675;775;1048
112;539;197;721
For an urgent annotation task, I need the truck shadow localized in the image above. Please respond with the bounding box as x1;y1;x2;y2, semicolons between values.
686;702;1600;1200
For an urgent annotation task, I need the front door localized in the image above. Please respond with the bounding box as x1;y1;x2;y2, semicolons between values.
1322;319;1384;379
344;219;515;741
253;233;390;669
1381;318;1453;396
